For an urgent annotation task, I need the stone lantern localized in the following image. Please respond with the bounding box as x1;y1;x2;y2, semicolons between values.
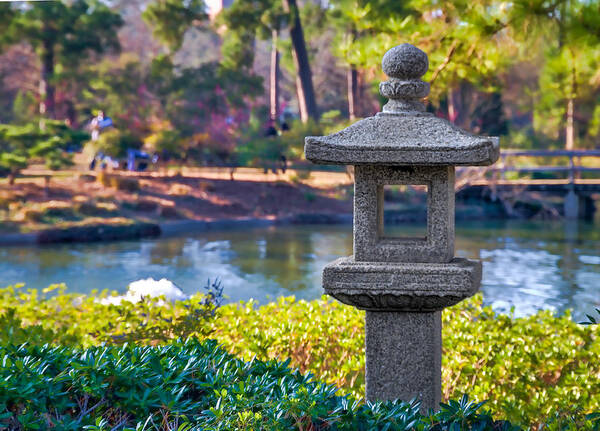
304;43;499;411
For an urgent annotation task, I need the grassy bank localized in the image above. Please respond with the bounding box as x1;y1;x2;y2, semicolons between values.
0;171;352;239
1;284;599;428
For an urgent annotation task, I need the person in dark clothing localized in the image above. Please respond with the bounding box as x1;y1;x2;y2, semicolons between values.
279;155;287;173
265;119;278;137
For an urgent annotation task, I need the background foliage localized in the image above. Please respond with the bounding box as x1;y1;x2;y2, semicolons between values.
1;0;600;174
0;121;88;181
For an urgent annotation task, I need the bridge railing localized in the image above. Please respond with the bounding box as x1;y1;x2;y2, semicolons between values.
461;150;600;186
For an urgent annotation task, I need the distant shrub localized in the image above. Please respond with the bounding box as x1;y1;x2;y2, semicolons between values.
96;171;111;187
235;119;323;169
96;173;141;192
125;198;158;212
168;183;193;196
198;180;215;192
303;191;316;202
78;173;96;183
290;169;312;184
16;201;78;223
110;176;140;192
89;128;142;159
0;121;86;183
159;204;179;218
74;200;119;217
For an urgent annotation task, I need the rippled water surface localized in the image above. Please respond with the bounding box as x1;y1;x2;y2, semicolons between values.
1;220;599;319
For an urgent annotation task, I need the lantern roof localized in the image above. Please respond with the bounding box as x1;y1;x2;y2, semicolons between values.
304;44;499;166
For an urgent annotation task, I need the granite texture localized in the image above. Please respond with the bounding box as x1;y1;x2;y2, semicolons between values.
380;44;430;115
304;114;500;166
381;44;428;80
304;42;494;410
379;79;429;100
379;81;430;114
354;165;455;263
322;257;481;311
365;310;441;411
304;41;499;166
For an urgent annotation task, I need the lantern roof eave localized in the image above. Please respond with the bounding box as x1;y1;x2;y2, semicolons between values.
305;113;500;166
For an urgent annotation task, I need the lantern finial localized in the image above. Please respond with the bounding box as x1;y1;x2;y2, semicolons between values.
379;43;430;114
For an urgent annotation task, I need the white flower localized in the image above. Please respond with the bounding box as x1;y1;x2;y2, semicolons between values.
98;278;187;305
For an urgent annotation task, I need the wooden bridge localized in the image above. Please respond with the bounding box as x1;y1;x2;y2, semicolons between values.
456;150;600;218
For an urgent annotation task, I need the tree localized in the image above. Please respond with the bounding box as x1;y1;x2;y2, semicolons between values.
141;0;264;161
536;43;600;150
83;55;162;137
220;0;318;123
406;0;515;125
0;121;88;185
328;0;528;138
219;0;286;121
327;0;417;119
342;0;599;150
1;1;123;121
282;0;318;122
142;0;207;53
0;4;16;52
518;0;600;150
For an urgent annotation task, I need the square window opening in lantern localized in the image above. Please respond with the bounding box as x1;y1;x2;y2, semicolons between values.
380;184;428;240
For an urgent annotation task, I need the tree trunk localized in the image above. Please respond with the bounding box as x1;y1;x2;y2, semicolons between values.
566;97;574;151
39;36;56;121
282;0;318;122
295;74;307;122
8;172;16;186
347;67;358;120
447;88;457;123
270;29;280;122
65;100;77;128
566;54;577;151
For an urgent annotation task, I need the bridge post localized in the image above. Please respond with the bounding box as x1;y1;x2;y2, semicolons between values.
568;153;580;183
564;188;579;219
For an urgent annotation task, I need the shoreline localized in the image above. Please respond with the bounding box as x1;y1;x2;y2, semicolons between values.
0;213;355;246
0;197;578;246
1;169;592;246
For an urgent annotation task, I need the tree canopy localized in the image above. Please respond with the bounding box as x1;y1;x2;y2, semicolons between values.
2;0;123;120
0;0;599;171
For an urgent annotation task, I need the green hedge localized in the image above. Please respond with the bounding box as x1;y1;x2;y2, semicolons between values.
1;284;599;428
212;297;600;427
0;338;523;430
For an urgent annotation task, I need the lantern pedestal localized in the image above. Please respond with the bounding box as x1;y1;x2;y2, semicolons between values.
366;310;441;410
323;257;481;411
322;257;481;311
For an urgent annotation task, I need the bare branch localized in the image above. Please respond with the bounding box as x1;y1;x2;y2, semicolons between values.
429;40;459;85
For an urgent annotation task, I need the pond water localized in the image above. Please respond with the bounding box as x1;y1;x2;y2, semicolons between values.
1;220;599;319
